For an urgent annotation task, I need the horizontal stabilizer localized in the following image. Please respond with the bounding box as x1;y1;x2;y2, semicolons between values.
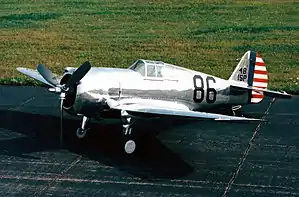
230;84;292;99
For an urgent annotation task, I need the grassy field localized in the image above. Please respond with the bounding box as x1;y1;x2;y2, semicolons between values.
0;0;299;92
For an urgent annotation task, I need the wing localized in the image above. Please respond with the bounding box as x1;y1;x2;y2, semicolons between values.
106;99;260;121
17;67;56;87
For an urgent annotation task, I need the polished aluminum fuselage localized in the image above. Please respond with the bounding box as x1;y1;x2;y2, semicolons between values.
64;67;249;120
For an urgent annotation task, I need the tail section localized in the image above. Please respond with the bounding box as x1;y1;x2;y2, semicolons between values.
229;50;268;104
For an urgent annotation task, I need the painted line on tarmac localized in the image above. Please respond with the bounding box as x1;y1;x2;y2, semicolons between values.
8;96;35;111
222;97;276;197
32;155;82;197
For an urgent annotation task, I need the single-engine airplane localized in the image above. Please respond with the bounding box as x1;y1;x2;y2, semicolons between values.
17;50;292;154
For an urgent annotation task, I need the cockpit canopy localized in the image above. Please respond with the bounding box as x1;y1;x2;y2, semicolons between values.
129;59;192;79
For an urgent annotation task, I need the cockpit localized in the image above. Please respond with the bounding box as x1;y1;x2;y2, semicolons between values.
128;59;192;80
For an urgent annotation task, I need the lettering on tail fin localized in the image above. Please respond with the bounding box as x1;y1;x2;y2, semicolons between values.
237;67;247;81
229;51;251;84
228;50;268;104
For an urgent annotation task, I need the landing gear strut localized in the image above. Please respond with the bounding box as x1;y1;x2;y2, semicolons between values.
231;105;243;116
76;116;90;139
121;110;136;154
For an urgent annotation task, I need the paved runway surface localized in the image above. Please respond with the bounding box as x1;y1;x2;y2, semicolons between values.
0;85;298;197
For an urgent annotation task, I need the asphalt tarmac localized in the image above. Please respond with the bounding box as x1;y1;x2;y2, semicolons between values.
0;85;298;197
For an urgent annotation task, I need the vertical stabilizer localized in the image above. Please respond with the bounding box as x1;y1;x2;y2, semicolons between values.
229;50;268;104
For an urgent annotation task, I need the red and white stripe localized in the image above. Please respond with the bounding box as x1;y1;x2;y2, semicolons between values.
251;53;268;103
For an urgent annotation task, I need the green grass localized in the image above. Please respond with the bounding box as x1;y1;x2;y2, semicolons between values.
0;0;299;93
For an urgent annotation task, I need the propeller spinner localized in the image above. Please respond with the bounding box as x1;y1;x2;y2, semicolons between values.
37;61;91;147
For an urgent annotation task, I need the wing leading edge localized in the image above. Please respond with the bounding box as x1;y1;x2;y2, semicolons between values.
106;99;261;122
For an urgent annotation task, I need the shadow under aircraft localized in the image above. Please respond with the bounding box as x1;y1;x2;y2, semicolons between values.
0;109;197;179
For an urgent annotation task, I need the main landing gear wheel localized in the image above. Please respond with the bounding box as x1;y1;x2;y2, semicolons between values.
124;140;136;154
76;128;87;139
76;116;90;139
121;110;137;154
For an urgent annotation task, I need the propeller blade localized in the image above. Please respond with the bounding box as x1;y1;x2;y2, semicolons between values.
59;93;65;147
66;61;91;87
60;99;63;147
37;64;60;86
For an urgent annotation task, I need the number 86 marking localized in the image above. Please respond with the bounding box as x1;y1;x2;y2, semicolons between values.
193;75;217;103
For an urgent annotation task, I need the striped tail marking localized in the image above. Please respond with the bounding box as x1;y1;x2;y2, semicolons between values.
250;53;268;103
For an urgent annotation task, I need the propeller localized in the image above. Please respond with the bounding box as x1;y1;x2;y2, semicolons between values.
37;64;60;87
60;92;65;146
37;61;91;147
66;61;92;87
